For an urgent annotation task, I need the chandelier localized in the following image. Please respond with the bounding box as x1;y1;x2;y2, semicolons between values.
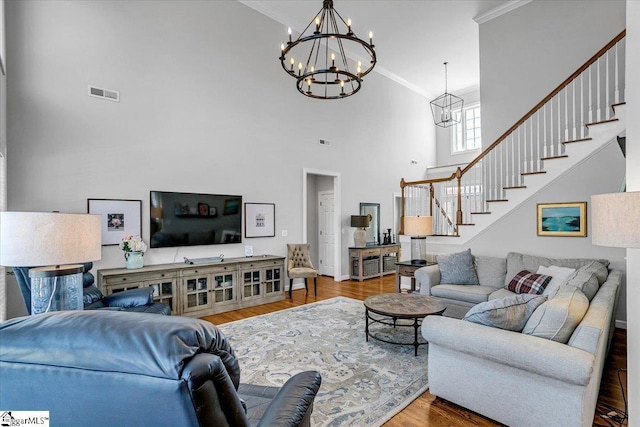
279;0;377;100
430;62;464;128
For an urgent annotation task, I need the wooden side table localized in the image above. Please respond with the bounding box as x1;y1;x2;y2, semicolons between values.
395;261;437;293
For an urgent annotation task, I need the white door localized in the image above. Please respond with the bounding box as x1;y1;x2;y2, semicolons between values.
318;191;335;276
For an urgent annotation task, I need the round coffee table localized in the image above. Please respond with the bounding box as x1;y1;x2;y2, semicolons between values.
364;293;446;356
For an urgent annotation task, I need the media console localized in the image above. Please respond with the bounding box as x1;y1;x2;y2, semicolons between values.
97;255;285;317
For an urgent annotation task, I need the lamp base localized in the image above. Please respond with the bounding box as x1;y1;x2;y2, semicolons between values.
410;236;427;265
29;265;84;314
353;228;367;247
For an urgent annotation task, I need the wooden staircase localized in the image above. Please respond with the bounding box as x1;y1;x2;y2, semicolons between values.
400;30;627;244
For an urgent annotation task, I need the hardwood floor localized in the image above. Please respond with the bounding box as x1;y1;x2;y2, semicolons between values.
201;275;628;426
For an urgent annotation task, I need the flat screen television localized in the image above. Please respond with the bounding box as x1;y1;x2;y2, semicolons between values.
150;191;242;248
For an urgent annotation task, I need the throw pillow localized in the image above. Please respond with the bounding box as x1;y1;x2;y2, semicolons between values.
576;260;609;285
504;252;610;287
537;265;576;298
506;270;552;295
565;270;600;301
475;256;507;288
522;286;589;343
463;294;547;332
437;248;479;285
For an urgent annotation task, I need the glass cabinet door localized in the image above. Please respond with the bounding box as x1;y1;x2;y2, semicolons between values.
213;272;235;305
242;269;262;300
147;278;177;314
183;275;210;313
264;267;282;295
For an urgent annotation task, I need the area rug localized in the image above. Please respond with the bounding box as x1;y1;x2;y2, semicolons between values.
216;296;429;427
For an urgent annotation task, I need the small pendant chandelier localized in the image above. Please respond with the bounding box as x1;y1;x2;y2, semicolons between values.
430;62;464;128
279;0;377;100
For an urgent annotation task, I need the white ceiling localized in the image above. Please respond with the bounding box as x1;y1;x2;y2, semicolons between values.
240;0;519;99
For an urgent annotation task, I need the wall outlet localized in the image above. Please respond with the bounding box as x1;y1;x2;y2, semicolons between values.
319;139;331;146
281;230;288;237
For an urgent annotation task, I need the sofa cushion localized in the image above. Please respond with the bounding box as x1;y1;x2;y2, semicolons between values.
463;294;547;332
504;252;609;287
431;284;497;304
506;270;552;295
536;265;576;298
475;256;507;288
575;260;609;285
488;288;516;301
522;286;589;343
565;270;600;301
437;249;479;285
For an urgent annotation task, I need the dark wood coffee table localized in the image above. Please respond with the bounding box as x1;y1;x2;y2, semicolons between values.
364;293;446;356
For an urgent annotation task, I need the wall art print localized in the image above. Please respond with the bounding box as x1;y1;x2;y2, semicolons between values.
88;198;142;245
245;203;275;238
537;202;587;237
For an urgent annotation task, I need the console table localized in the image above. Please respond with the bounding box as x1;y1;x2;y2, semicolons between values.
348;244;401;281
97;255;285;317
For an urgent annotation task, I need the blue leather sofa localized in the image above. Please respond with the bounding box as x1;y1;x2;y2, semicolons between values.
0;310;321;427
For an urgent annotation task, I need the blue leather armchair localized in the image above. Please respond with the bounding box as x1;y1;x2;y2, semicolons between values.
0;310;322;427
13;263;170;315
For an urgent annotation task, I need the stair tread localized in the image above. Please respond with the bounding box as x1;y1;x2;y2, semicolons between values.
458;223;475;226
585;118;619;127
470;212;491;215
486;199;508;202
541;155;569;161
432;234;459;237
562;137;593;144
522;171;547;176
503;186;527;190
612;102;626;108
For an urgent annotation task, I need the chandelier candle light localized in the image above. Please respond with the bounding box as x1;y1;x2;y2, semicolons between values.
279;0;377;99
430;62;464;128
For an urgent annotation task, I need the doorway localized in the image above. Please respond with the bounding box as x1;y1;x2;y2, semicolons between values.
302;169;341;280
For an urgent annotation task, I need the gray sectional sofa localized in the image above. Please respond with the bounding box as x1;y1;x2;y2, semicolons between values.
417;251;621;427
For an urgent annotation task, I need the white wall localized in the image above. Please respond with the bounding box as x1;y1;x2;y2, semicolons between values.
479;0;626;146
625;0;639;420
4;0;435;279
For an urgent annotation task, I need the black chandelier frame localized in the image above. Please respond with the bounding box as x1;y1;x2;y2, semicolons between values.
279;0;377;100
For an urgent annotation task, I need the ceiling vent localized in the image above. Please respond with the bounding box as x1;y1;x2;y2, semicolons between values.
88;85;120;102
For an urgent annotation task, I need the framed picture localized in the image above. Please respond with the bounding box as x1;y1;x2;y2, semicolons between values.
88;199;142;245
245;203;275;238
537;202;587;237
198;202;210;216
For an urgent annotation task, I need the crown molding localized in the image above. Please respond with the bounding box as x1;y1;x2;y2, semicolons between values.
473;0;533;25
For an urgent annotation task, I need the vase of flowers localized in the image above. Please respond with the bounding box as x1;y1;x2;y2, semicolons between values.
120;235;147;269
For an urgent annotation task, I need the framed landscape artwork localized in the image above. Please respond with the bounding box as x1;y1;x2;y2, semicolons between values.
88;199;142;245
245;203;275;238
537;202;587;237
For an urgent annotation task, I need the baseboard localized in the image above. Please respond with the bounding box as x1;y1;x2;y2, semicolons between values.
340;275;350;281
615;320;627;329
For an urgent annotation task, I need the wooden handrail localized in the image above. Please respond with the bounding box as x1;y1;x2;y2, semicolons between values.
401;29;626;189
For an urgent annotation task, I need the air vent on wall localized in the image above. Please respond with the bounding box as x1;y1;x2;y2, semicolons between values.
88;85;120;102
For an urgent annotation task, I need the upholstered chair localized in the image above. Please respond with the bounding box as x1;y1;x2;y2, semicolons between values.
287;244;318;298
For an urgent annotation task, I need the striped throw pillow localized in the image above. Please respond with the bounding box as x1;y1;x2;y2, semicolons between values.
507;270;552;295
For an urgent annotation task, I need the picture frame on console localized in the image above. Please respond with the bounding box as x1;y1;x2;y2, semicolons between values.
537;201;587;237
88;198;142;245
245;203;275;238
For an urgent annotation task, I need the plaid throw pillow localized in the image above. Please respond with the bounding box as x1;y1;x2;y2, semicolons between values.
507;270;552;295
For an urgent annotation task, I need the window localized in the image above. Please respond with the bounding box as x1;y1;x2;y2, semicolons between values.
452;105;482;153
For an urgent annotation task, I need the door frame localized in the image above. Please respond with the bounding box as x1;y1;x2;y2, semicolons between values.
302;168;341;281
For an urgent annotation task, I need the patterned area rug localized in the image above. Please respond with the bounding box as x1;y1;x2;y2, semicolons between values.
217;296;429;427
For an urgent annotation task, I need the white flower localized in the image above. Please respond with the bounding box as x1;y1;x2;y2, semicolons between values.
120;235;148;253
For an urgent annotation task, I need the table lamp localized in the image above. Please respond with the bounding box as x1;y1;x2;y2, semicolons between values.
351;215;370;247
403;215;433;265
591;192;640;248
0;212;102;314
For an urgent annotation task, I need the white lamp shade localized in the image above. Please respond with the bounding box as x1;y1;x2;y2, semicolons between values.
403;216;433;236
591;192;640;248
0;212;102;266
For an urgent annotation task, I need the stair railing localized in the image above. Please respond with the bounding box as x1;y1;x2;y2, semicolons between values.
401;30;626;236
